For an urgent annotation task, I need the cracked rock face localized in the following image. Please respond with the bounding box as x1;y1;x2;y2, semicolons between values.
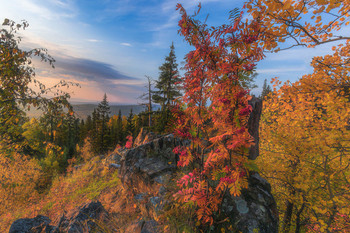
118;134;180;191
222;173;279;233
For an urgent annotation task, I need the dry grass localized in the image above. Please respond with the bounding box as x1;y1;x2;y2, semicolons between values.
1;149;196;232
1;154;128;232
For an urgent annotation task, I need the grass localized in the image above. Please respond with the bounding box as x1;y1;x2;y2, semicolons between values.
0;155;123;232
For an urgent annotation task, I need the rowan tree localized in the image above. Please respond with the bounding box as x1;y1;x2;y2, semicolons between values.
171;3;264;229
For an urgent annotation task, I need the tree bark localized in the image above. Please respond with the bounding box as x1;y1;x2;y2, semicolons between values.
295;203;305;233
282;200;294;233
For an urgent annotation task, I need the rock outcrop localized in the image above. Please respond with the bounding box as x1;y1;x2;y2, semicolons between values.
54;201;110;232
9;215;53;233
114;127;278;233
9;201;110;233
118;133;180;191
133;128;159;147
222;172;278;233
113;97;278;233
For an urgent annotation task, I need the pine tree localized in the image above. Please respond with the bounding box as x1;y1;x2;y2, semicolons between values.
152;42;181;109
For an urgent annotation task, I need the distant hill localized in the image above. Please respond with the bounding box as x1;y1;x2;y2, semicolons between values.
25;104;159;119
72;104;147;119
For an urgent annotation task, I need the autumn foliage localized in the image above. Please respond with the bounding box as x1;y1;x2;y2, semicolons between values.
245;0;350;51
258;44;350;233
1;1;350;232
245;0;350;232
172;3;264;226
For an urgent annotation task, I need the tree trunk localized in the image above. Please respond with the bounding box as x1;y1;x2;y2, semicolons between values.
295;203;305;233
148;78;152;128
282;200;294;233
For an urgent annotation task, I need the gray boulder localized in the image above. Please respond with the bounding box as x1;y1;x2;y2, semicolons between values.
55;201;110;232
9;215;54;233
9;201;111;233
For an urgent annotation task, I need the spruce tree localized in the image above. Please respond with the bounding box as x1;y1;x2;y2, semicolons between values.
116;109;123;144
126;109;134;136
93;93;111;154
152;42;181;109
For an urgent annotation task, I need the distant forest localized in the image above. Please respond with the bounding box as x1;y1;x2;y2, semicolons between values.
25;104;160;119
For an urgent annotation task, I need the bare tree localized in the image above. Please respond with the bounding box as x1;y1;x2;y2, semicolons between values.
138;76;153;128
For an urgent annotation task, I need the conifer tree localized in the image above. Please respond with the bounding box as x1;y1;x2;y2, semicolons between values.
98;93;111;153
261;79;272;99
85;115;93;133
126;109;134;136
152;42;181;109
116;109;123;144
91;94;111;154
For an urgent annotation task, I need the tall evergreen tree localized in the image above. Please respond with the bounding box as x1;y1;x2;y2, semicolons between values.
116;109;123;144
92;94;111;154
152;42;181;109
85;115;93;134
126;109;134;136
261;79;272;99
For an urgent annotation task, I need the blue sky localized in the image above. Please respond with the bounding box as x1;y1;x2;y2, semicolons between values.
0;0;342;104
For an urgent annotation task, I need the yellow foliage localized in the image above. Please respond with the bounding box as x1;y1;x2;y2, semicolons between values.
258;41;350;232
245;0;350;50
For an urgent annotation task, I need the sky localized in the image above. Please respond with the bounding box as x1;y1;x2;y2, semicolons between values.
0;0;343;104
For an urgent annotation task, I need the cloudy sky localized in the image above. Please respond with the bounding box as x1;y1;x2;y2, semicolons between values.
0;0;341;104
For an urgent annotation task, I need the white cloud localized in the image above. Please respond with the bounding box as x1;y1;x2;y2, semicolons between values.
13;0;77;20
87;39;101;43
121;42;132;47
